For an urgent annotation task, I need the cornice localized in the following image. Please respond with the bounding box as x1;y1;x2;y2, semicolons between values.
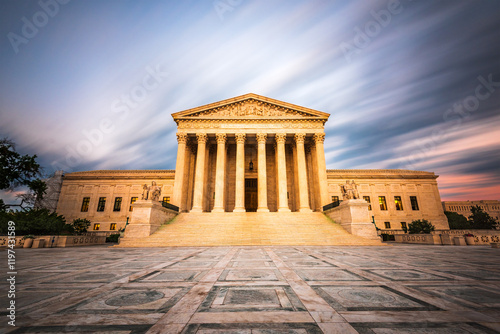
64;170;175;181
326;169;438;180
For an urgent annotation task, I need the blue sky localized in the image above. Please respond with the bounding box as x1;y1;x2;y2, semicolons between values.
1;0;499;203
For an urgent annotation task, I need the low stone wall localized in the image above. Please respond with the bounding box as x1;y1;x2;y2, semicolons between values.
386;230;500;246
0;235;107;248
394;234;442;245
83;231;117;237
437;229;500;244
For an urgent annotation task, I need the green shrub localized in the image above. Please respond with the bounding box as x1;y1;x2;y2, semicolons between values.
408;219;435;234
445;211;471;229
106;234;120;243
71;218;91;235
468;206;497;229
380;233;395;241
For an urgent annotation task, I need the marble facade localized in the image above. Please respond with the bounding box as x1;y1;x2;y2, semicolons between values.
55;94;450;232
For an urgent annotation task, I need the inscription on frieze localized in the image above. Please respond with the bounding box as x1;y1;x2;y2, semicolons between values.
178;120;324;130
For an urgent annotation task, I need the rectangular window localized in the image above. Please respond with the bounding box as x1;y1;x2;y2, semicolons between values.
81;197;90;212
401;222;407;229
394;196;403;210
129;197;138;211
162;196;170;204
384;222;391;229
93;223;100;230
410;196;419;210
97;197;106;212
113;197;122;211
110;223;116;230
331;196;339;203
363;196;371;210
379;196;387;210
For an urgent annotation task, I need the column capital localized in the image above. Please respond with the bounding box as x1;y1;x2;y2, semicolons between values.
215;133;227;144
313;133;325;143
176;132;188;143
196;133;208;143
256;133;267;144
275;133;287;144
294;133;306;144
235;133;246;144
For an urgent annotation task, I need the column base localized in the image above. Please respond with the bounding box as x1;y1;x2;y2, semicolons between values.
257;208;270;212
211;208;225;213
278;207;291;212
299;207;312;212
233;208;246;213
190;208;203;213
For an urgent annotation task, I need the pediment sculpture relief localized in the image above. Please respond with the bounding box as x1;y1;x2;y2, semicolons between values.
187;101;312;118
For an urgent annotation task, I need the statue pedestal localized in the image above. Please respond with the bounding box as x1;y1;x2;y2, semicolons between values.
123;200;177;239
324;199;379;240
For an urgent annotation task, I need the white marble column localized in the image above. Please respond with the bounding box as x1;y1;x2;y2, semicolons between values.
212;133;226;212
295;133;312;212
256;133;269;212
191;133;207;212
275;133;291;212
233;133;246;212
172;132;188;210
313;133;329;209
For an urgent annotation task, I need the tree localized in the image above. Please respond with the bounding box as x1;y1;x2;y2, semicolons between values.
408;219;435;234
444;211;471;229
468;205;497;229
71;218;91;235
0;208;67;235
0;138;47;208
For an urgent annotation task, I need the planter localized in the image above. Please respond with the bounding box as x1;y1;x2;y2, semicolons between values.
453;236;467;246
32;239;45;248
23;238;33;248
465;236;475;245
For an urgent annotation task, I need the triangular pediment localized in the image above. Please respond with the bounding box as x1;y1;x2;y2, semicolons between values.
172;93;329;120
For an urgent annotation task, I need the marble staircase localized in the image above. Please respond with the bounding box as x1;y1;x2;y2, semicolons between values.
117;212;382;247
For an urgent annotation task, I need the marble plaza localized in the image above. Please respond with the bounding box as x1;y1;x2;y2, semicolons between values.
1;245;500;333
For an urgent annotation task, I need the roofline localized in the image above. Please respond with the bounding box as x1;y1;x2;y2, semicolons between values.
171;93;330;119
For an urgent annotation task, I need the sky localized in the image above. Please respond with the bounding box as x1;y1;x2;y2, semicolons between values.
0;0;499;204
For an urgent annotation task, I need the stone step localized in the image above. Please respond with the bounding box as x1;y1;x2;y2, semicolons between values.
117;212;382;247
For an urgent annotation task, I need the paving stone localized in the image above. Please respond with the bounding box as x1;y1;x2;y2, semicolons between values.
3;245;500;333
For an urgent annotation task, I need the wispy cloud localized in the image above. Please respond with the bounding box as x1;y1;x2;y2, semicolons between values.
0;0;499;202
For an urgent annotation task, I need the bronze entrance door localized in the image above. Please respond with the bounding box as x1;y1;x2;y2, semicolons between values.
245;178;258;212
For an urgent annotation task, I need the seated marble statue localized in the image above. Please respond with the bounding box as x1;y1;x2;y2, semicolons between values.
149;181;161;201
340;180;359;200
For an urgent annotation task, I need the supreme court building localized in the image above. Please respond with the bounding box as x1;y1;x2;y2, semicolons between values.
55;94;449;232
